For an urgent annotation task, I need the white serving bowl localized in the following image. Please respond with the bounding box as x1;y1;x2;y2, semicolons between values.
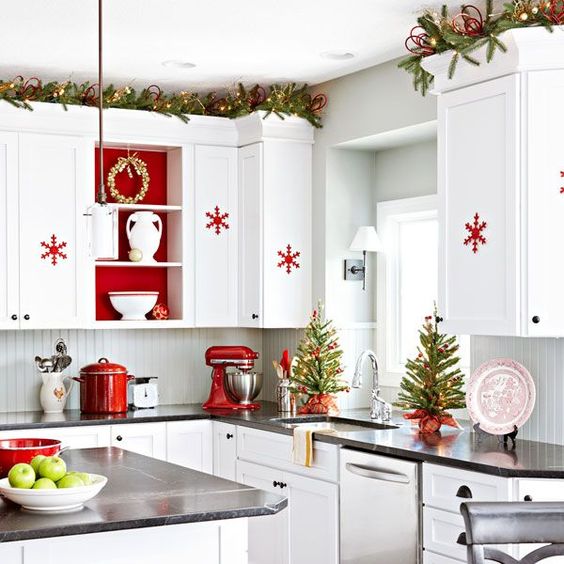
0;474;108;512
108;291;159;321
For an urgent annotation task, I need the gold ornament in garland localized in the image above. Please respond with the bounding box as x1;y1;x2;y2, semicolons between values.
107;154;150;204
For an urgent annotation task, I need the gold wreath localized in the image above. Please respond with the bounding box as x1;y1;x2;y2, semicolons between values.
107;154;150;204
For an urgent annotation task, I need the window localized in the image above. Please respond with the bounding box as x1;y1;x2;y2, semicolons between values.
376;195;469;386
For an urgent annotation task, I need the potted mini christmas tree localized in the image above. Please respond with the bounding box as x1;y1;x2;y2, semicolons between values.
290;303;348;415
394;306;465;433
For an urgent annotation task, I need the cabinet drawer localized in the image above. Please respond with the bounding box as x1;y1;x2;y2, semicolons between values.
423;550;465;564
0;425;111;449
516;478;564;502
423;507;467;561
237;426;338;482
423;462;512;513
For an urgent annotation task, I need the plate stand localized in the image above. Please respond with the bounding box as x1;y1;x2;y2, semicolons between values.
473;423;518;448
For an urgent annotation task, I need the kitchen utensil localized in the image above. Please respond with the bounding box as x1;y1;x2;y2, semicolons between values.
126;211;162;263
74;358;134;414
128;377;159;409
466;358;536;435
0;438;62;478
108;291;159;321
203;346;261;410
224;371;263;406
0;474;107;512
276;378;294;414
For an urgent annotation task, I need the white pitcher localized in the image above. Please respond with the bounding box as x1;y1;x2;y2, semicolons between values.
40;373;73;414
126;211;163;263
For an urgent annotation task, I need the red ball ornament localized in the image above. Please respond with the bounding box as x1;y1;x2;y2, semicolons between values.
419;414;442;434
152;303;169;320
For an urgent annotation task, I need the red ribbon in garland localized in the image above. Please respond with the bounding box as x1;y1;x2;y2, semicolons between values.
452;5;484;36
405;26;436;56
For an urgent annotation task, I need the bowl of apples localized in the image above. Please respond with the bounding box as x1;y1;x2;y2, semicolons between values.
0;455;107;512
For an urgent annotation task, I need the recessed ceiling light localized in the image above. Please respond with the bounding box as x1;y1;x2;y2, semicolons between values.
320;51;355;61
162;60;197;69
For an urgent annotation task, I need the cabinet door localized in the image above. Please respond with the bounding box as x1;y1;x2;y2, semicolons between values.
0;426;111;449
438;75;520;335
263;140;312;328
237;460;289;564
18;133;93;329
111;423;166;460
212;421;237;480
526;70;564;336
166;420;212;472
0;132;19;329
238;143;263;327
286;472;339;564
194;145;238;327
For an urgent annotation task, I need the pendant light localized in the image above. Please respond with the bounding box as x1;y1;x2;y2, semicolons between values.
87;0;118;260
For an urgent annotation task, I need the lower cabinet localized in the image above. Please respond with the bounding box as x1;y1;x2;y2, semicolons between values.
111;423;167;461
237;459;339;564
423;551;465;564
213;421;237;480
167;420;212;473
0;425;111;449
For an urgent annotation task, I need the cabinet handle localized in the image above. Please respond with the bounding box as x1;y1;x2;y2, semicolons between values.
116;435;123;442
524;495;533;502
226;433;234;439
532;316;540;324
435;316;444;323
252;314;259;320
456;485;473;499
272;480;279;488
279;482;287;489
10;314;17;321
23;314;30;321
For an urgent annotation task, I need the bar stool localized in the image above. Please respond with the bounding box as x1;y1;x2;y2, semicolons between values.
459;501;564;563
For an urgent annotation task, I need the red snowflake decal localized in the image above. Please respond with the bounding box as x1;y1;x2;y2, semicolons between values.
463;213;487;254
205;206;230;235
277;244;301;274
40;234;68;265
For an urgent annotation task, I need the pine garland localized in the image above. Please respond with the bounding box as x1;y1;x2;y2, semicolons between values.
0;78;327;127
400;1;558;95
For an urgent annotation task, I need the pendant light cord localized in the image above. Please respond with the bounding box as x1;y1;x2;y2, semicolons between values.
97;0;107;205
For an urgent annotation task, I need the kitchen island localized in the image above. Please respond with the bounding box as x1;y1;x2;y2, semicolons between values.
0;447;286;564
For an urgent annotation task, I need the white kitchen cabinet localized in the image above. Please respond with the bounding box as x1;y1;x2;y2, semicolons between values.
166;420;212;473
0;425;111;449
194;144;238;327
111;422;166;460
424;551;465;564
213;421;237;480
238;141;312;328
237;458;338;564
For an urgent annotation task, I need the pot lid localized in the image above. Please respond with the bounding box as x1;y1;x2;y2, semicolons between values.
80;357;127;374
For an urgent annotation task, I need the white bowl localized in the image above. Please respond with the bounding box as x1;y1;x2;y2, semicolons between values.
0;474;108;512
108;291;159;321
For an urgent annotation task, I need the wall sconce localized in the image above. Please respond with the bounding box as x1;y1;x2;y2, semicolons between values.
344;226;382;291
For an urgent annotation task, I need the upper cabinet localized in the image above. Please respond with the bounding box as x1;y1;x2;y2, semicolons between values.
426;30;564;336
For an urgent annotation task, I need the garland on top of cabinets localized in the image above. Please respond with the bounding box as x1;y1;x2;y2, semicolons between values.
399;1;562;95
0;77;328;127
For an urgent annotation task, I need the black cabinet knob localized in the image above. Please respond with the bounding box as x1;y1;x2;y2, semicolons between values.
280;482;287;489
226;433;233;439
524;495;533;502
116;435;123;442
23;314;30;321
456;485;473;499
532;316;540;324
252;314;259;320
272;480;279;488
10;314;17;321
435;316;444;323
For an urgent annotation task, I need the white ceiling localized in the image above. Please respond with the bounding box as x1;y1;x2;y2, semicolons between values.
1;0;469;91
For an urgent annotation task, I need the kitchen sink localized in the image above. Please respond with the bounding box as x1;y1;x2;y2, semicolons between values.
268;415;399;433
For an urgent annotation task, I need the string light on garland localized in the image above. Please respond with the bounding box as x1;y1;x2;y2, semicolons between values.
107;153;150;204
0;77;327;127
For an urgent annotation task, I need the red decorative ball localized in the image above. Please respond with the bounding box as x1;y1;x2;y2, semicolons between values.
152;303;169;320
419;414;442;434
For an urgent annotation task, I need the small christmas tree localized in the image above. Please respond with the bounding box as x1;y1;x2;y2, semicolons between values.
394;306;465;433
290;303;348;414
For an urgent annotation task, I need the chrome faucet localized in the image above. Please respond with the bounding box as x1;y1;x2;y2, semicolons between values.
352;350;392;422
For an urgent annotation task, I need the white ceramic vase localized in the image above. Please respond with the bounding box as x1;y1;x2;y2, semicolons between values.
40;373;73;414
126;211;163;263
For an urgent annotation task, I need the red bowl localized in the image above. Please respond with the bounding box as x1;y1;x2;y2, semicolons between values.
0;438;62;477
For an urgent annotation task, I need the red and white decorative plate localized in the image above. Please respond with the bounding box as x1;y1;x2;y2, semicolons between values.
466;358;535;435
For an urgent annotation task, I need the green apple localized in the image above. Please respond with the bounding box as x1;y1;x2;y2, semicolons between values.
69;471;92;486
56;474;85;489
32;477;57;489
8;463;36;489
38;456;67;482
30;455;47;475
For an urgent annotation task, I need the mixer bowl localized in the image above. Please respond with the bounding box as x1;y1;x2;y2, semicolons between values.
224;371;263;405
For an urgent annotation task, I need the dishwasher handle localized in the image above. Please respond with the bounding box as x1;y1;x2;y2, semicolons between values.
345;462;411;484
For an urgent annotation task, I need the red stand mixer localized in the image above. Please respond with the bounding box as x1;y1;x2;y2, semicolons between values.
203;345;261;410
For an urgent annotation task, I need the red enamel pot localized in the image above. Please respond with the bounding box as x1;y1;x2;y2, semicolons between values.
74;358;134;414
0;438;62;477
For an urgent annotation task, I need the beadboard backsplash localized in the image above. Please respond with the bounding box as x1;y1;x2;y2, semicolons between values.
0;329;262;413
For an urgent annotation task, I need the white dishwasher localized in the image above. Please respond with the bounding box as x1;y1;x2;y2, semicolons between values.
340;449;421;564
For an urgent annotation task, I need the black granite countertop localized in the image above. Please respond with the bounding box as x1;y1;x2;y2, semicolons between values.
0;447;287;543
2;402;564;478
